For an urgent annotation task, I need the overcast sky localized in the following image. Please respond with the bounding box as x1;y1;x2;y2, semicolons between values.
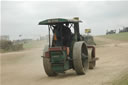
1;1;128;40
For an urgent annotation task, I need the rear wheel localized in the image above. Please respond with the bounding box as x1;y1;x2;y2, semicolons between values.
73;41;88;75
43;45;57;76
89;48;96;69
43;57;57;76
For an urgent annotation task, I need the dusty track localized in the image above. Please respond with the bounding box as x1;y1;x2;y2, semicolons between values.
1;38;128;85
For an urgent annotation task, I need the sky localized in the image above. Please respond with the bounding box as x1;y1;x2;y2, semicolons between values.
1;1;128;40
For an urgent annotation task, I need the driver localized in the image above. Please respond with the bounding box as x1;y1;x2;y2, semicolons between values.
62;23;71;47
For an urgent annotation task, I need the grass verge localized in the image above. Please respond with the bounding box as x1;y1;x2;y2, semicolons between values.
112;74;128;85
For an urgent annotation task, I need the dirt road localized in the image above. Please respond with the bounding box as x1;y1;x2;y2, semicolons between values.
1;38;128;85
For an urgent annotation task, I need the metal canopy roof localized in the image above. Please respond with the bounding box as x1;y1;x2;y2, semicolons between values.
38;18;82;25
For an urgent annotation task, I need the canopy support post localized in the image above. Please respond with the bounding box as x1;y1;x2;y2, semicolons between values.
48;25;50;48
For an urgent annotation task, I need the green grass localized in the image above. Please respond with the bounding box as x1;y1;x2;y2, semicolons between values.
23;40;43;50
95;39;108;45
112;74;128;85
101;32;128;41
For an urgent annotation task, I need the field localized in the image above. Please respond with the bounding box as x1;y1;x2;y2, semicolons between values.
99;32;128;41
23;40;44;50
1;32;128;85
